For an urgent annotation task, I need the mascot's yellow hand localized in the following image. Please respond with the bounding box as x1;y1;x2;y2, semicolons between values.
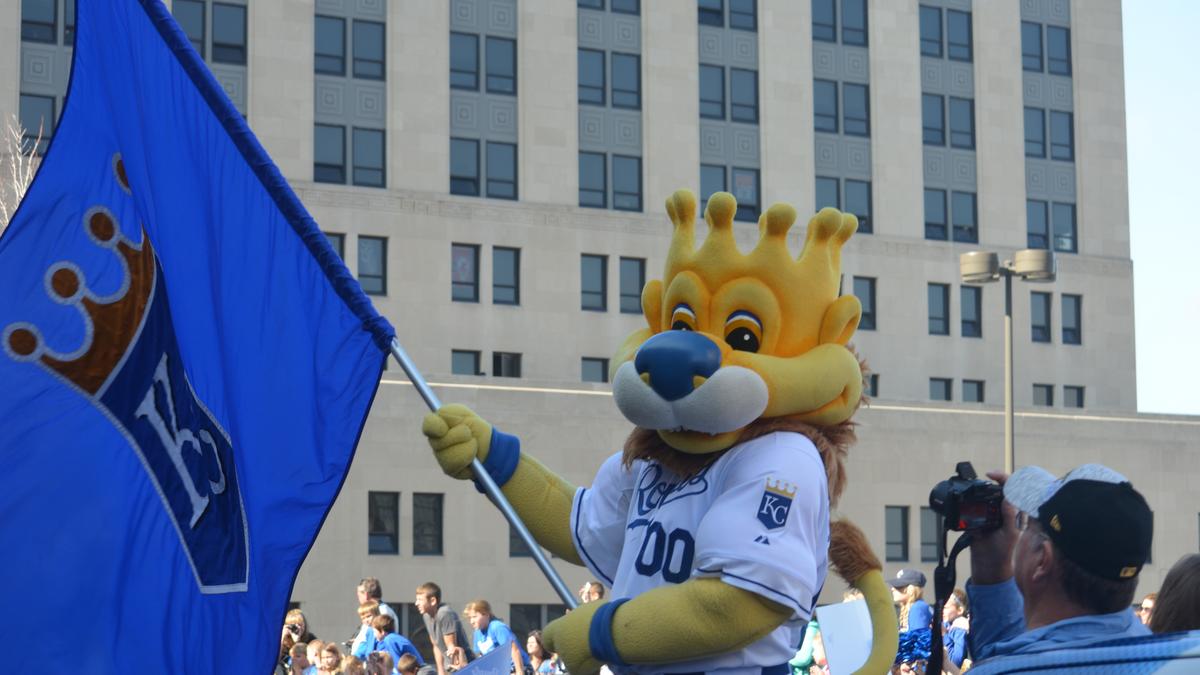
420;404;493;480
542;601;604;675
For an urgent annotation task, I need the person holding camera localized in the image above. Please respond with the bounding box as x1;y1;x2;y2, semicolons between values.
278;608;319;674
965;463;1152;664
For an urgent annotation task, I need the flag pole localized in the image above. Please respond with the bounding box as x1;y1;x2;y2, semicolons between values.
389;338;579;610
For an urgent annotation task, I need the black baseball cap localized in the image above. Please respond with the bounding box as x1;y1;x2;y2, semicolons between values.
887;568;927;589
1005;464;1152;581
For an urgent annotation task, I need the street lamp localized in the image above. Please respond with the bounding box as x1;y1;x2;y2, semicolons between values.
959;249;1057;474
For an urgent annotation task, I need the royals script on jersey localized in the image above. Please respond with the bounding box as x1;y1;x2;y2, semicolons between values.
571;432;831;674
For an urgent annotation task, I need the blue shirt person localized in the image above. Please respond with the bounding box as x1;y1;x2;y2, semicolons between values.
466;600;531;673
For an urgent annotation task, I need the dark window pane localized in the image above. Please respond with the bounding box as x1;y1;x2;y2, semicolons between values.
963;380;984;403
1031;291;1051;343
619;257;645;314
1026;200;1049;249
700;64;725;119
886;506;909;562
1033;384;1054;407
450;138;480;196
486;142;517;200
922;93;944;146
928;283;949;335
486;37;516;95
1052;202;1077;253
946;10;972;61
845;179;872;234
731;168;760;222
814;79;838;132
353;20;385;80
63;0;74;44
699;0;724;27
579;49;606;105
813;0;836;42
582;358;609;383
961;286;981;338
493;247;520;305
1050;110;1074;161
930;378;952;401
841;0;867;46
919;5;942;57
611;53;641;109
451;243;479;302
1047;26;1071;75
920;507;942;561
949;97;974;149
324;232;345;259
175;0;205;57
21;0;55;43
493;352;522;378
1064;385;1084;408
1062;294;1081;345
358;236;386;295
1024;107;1045;157
854;276;875;331
581;254;607;311
729;0;756;30
352;128;385;187
412;493;444;556
450;32;479;90
579;152;607;208
578;0;604;7
612;0;640;14
843;83;869;137
212;3;247;65
815;176;840;211
451;350;481;375
612;155;642;212
315;16;345;75
368;491;399;554
730;69;758;123
1022;21;1043;71
18;94;55;156
700;164;726;214
951;191;977;243
314;124;345;184
866;374;879;397
510;523;533;556
924;189;947;240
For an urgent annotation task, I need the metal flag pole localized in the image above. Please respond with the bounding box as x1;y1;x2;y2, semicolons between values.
389;337;579;610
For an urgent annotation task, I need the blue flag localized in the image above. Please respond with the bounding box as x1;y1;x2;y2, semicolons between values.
0;1;394;672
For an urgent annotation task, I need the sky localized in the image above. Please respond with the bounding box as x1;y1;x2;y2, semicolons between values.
1123;2;1200;415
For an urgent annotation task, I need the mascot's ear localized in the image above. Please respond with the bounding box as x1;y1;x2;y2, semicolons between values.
642;279;664;333
820;294;861;346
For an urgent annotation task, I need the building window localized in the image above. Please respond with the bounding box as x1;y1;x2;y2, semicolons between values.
885;505;909;562
581;254;607;311
582;357;609;383
730;0;756;30
353;20;385;80
845;179;872;234
493;352;522;378
1053;202;1077;253
1049;111;1074;161
866;373;879;397
315;15;345;75
963;379;984;403
368;491;399;554
358;236;386;296
22;0;56;43
920;506;942;562
1027;200;1049;249
612;155;642;212
924;188;947;240
450;138;480;196
922;94;945;146
352;128;385;187
18;94;54;156
961;285;982;338
812;0;836;42
930;377;952;401
928;282;950;335
1064;385;1084;409
511;605;570;645
510;523;533;557
486;142;517;200
946;9;972;62
951;191;977;244
1033;383;1054;407
815;176;839;211
579;49;606;104
919;5;942;57
579;152;606;208
701;164;726;214
854;277;876;331
620;257;645;314
412;493;444;556
1021;21;1042;71
731;168;760;222
814;79;839;133
451;350;481;375
612;0;640;14
450;32;479;90
698;0;724;27
842;83;870;137
493;247;520;305
63;0;74;44
841;0;867;46
730;69;759;124
611;53;641;109
314;124;345;183
451;243;480;302
1024;107;1045;157
948;97;975;150
1031;291;1051;343
212;2;247;65
486;36;516;95
1046;26;1072;76
176;0;205;57
324;232;345;259
1062;294;1081;345
578;0;603;8
700;65;725;119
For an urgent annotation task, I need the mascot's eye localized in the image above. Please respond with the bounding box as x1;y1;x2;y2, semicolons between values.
670;304;696;332
724;311;762;353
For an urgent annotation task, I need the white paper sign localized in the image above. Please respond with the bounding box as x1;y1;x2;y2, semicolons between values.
816;599;875;675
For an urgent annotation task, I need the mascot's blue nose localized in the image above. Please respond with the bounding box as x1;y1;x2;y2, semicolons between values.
634;330;722;402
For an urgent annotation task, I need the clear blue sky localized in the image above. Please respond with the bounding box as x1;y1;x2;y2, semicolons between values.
1124;2;1200;415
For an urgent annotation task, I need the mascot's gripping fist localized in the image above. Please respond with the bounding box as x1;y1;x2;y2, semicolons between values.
422;190;897;675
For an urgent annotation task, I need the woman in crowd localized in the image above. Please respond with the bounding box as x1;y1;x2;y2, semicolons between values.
465;599;530;674
278;609;318;675
526;630;564;674
1150;553;1200;634
941;589;970;671
890;570;933;674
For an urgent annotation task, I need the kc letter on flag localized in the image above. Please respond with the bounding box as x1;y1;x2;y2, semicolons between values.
0;1;395;672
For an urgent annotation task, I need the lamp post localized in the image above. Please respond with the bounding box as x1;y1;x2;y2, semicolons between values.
959;249;1056;474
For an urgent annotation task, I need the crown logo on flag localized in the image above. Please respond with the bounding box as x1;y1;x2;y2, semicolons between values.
2;155;157;396
765;479;798;498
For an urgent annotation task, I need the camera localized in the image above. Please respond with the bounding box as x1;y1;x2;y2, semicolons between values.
285;624;301;635
929;461;1003;532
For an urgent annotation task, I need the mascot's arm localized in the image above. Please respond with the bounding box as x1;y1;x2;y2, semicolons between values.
543;577;790;675
421;404;581;564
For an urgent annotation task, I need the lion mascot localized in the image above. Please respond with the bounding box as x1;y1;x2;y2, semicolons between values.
421;190;898;674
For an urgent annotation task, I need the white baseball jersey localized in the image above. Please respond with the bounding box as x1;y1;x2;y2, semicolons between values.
570;431;830;675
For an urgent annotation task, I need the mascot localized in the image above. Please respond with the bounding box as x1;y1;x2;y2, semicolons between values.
421;190;898;674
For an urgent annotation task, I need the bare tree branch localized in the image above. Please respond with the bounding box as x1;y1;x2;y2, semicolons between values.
0;115;43;234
